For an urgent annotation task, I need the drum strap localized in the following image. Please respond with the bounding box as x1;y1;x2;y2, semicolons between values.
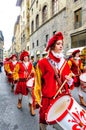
47;57;62;86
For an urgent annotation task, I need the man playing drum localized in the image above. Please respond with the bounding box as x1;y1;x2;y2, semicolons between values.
68;49;86;106
13;51;36;116
34;32;74;130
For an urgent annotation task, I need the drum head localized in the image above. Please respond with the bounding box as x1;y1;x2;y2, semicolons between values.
46;95;72;124
80;73;86;82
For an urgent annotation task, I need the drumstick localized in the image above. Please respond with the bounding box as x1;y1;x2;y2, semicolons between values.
53;73;72;99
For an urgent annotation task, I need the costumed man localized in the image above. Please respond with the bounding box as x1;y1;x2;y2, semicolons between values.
4;58;9;76
4;57;12;83
34;32;74;130
5;54;18;92
13;51;36;116
68;49;86;106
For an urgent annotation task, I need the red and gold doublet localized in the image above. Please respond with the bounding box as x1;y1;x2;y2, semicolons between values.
6;61;18;83
13;61;34;95
68;58;83;87
34;52;74;124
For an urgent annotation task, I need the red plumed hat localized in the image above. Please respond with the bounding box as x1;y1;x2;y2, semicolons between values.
5;58;9;61
46;32;63;51
72;49;80;56
20;51;29;61
11;54;17;59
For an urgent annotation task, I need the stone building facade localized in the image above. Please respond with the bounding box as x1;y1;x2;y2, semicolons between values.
29;0;86;60
16;0;30;52
66;0;86;55
13;0;86;61
29;0;67;61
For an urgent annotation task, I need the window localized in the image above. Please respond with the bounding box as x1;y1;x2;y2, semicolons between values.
42;5;48;23
32;42;34;48
36;14;39;29
52;0;58;15
36;40;39;46
32;8;33;15
31;20;34;33
27;46;29;51
46;34;48;42
74;8;82;29
23;11;25;18
74;0;78;2
53;31;56;35
36;0;38;8
71;32;86;48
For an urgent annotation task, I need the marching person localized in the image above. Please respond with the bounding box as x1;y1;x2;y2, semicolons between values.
5;54;18;92
13;50;36;116
68;49;86;106
4;57;12;83
34;32;74;130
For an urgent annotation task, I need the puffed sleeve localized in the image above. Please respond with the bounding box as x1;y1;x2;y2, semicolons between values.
13;63;20;81
34;64;42;106
68;60;72;69
5;63;11;73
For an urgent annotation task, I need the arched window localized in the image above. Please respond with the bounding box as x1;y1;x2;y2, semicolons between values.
52;0;58;15
36;14;39;29
31;20;34;33
42;5;48;23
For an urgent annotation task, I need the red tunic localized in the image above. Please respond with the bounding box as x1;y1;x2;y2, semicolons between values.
35;52;74;124
38;58;73;98
68;58;83;87
7;61;18;83
13;61;33;95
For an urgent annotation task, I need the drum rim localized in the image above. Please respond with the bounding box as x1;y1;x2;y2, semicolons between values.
45;94;73;124
80;79;86;83
80;73;86;83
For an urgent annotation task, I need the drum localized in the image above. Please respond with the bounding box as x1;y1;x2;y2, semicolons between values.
45;94;86;130
26;77;34;88
80;73;86;92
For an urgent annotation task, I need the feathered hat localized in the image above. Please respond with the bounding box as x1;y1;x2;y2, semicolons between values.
20;51;29;61
72;49;80;56
46;32;63;51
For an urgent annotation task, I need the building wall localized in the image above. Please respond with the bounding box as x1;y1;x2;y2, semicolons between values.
30;0;66;60
66;0;86;50
15;0;86;60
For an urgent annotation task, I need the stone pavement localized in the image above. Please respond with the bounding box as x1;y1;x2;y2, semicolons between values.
0;67;86;130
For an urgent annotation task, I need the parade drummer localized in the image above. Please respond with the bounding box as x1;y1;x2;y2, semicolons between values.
13;51;36;116
4;57;12;82
5;54;18;92
34;32;74;130
68;49;86;106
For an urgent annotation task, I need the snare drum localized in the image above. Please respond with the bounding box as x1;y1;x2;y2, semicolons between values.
80;73;86;92
26;77;34;88
45;94;86;130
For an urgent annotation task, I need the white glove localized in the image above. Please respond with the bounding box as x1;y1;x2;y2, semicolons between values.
65;75;73;86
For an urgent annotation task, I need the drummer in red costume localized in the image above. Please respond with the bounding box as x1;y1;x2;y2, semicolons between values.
5;54;18;92
13;51;35;116
34;32;74;130
68;49;86;106
4;57;10;77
